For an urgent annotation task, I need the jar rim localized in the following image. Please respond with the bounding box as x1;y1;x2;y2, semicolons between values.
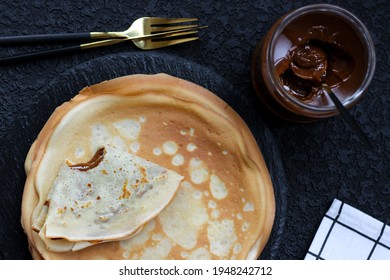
266;4;376;114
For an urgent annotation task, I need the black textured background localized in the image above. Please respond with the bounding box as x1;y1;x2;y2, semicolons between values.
0;0;389;260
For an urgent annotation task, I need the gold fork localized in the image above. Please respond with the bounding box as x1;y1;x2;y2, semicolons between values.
0;17;199;44
90;17;199;40
84;26;205;50
0;17;204;64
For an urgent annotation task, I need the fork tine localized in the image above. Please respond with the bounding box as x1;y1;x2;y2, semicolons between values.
151;30;200;39
151;26;207;37
147;26;204;40
143;36;199;50
151;24;198;33
148;17;198;25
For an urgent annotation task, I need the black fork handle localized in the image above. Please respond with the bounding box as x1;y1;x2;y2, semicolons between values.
0;45;82;64
0;33;91;44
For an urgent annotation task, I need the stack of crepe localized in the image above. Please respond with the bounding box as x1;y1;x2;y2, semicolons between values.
21;74;275;260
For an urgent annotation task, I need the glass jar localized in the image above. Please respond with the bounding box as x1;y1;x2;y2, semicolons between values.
251;4;376;122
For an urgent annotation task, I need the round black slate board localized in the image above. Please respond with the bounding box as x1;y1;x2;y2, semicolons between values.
2;52;287;259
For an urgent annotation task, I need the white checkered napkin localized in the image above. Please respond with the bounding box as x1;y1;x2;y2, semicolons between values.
305;199;390;260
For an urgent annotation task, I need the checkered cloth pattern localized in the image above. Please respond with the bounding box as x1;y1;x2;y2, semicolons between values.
305;199;390;260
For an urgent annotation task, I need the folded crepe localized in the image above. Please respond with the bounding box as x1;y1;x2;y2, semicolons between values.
32;144;183;252
21;73;275;260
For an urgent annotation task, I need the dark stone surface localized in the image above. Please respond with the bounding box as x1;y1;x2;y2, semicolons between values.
0;0;388;259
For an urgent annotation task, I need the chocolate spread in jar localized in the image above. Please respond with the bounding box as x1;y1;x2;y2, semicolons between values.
274;13;367;107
